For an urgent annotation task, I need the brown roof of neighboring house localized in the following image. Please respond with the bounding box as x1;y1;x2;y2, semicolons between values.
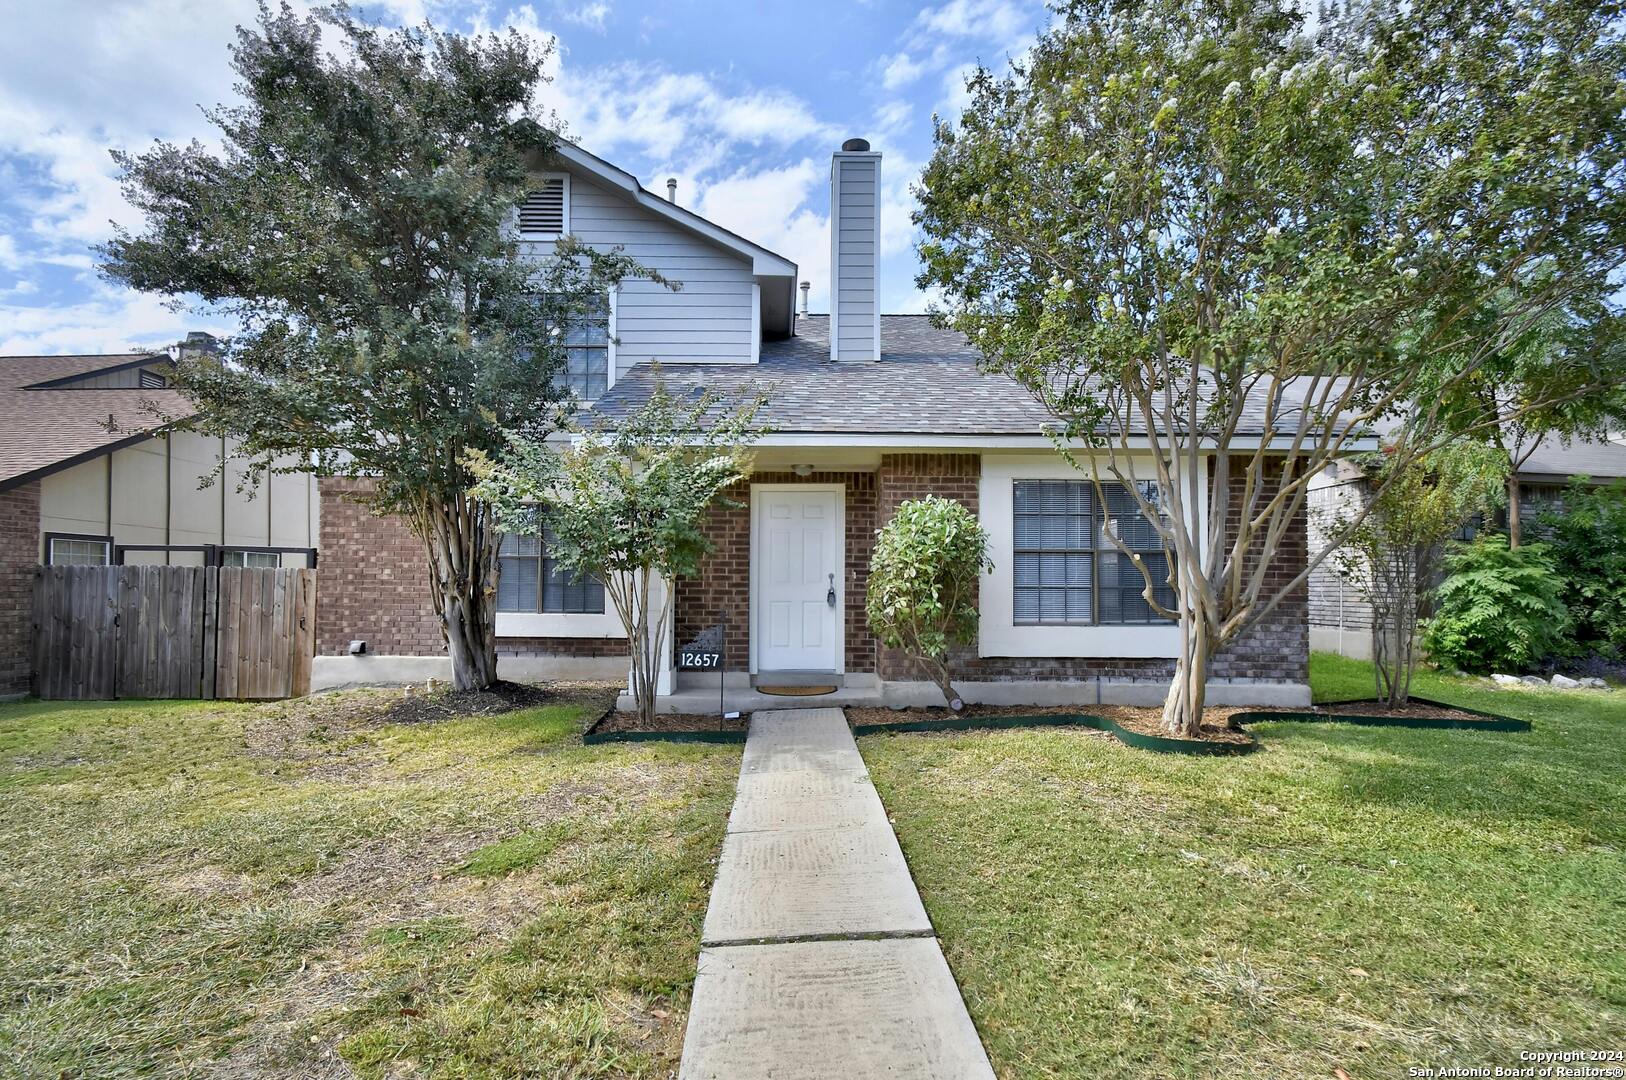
0;352;194;491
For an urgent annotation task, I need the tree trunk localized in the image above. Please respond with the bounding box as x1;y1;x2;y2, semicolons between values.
1507;475;1523;548
419;493;500;692
1162;609;1211;737
919;653;966;712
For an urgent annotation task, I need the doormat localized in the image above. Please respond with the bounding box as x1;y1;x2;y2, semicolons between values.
757;685;838;697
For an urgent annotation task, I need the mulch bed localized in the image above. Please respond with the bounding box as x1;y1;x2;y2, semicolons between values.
1292;699;1485;722
590;711;749;735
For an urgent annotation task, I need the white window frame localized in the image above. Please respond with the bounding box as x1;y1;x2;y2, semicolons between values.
45;534;112;566
518;172;570;239
979;454;1207;658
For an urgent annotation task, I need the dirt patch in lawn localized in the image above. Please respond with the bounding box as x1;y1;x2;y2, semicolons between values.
245;681;620;774
591;711;749;735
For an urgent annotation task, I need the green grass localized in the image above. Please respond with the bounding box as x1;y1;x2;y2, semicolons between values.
860;654;1626;1079
0;690;739;1078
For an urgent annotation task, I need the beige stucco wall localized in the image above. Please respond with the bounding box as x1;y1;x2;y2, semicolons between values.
37;432;318;566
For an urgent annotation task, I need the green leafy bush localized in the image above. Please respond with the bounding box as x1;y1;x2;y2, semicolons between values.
1422;535;1569;673
866;496;992;710
1536;478;1626;659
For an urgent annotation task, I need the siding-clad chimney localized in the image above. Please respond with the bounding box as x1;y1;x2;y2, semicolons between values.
829;138;880;362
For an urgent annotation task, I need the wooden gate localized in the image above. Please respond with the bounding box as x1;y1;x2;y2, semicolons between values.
32;566;315;701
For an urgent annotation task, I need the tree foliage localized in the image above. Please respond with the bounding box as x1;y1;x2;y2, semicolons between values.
1423;535;1569;673
470;376;767;724
1536;478;1626;659
99;5;655;689
866;496;993;710
1327;442;1506;703
915;0;1626;732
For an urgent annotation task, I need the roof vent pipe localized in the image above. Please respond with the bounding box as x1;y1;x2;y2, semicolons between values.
666;177;678;203
799;281;811;316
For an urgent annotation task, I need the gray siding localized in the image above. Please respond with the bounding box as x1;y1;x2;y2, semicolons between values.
525;172;757;380
830;154;879;362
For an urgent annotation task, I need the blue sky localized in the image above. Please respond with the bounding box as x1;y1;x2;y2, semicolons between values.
0;0;1048;355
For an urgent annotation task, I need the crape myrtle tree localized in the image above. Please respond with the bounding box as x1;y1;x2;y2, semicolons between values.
469;377;767;726
1431;301;1626;546
100;6;657;690
915;0;1626;734
1325;441;1506;705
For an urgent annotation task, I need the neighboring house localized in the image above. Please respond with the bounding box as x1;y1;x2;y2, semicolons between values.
0;344;320;697
315;137;1323;710
1306;436;1626;659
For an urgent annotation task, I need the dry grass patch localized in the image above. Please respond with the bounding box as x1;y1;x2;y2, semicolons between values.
0;687;737;1079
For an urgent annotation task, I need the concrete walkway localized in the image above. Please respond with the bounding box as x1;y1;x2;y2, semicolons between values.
678;709;995;1080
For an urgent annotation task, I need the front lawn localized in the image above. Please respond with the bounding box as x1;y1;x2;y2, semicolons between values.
0;688;739;1078
861;654;1626;1078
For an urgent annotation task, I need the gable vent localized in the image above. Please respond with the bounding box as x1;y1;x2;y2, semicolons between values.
519;176;568;235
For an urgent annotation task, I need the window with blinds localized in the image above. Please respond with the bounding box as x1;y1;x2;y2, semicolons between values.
1012;480;1176;625
497;514;604;614
47;537;110;566
518;175;568;236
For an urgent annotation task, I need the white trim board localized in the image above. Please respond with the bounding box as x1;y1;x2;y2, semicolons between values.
978;453;1207;659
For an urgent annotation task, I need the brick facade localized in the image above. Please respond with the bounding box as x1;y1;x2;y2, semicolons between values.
672;451;1308;687
0;481;40;697
318;478;446;656
675;470;879;673
317;478;629;660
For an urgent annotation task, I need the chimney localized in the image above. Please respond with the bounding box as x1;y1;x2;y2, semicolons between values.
829;138;880;362
799;280;811;316
666;177;678;203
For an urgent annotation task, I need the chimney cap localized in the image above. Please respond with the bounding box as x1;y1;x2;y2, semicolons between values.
840;138;871;152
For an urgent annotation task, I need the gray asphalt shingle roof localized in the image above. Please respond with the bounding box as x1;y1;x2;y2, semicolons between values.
590;315;1054;435
591;315;1311;439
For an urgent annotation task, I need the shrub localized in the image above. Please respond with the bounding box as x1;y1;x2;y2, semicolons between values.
866;496;992;710
1422;535;1569;673
1536;478;1626;659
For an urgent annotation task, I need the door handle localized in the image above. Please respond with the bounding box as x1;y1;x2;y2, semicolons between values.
827;573;837;608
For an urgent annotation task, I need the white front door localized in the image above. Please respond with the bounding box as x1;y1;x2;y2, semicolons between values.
755;487;842;673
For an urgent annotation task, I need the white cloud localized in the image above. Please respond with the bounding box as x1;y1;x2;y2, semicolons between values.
558;1;610;31
0;280;226;355
913;0;1028;41
694;160;832;310
880;51;927;90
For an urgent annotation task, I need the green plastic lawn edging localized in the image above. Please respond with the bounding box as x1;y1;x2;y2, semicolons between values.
583;693;1530;753
852;711;1261;755
1232;695;1532;733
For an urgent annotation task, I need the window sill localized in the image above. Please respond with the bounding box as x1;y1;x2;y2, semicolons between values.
495;611;625;639
979;623;1181;658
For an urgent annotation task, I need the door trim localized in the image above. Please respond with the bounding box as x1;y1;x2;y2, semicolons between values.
748;483;845;676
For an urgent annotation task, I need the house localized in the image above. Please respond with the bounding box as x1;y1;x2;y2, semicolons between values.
1307;435;1626;659
0;342;320;698
313;137;1317;710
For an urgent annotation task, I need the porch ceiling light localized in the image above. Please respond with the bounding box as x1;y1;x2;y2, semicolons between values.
792;464;815;477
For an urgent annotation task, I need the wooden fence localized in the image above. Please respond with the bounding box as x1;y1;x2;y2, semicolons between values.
32;565;315;701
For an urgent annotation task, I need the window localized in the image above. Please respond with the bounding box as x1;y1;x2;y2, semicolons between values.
48;536;111;566
558;294;610;401
1012;480;1176;625
223;550;281;568
518;175;568;236
497;515;604;614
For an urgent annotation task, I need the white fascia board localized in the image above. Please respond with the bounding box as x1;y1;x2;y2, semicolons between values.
552;142;798;278
747;432;1384;452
